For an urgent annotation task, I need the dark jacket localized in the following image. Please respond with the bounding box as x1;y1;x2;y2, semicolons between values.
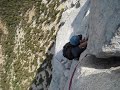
71;46;86;60
63;34;85;60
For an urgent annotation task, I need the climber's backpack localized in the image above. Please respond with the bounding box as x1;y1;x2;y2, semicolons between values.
63;42;75;60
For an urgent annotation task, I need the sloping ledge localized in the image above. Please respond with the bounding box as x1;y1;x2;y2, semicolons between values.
70;55;120;90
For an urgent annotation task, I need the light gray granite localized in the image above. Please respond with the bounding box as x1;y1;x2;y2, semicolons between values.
87;0;120;58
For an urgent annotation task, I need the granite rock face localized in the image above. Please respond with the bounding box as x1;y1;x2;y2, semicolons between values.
70;55;120;90
49;0;90;90
49;0;120;90
87;0;120;58
70;1;120;90
69;0;120;90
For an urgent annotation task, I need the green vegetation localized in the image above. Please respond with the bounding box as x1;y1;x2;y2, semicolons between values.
30;53;53;88
57;8;64;24
0;0;64;90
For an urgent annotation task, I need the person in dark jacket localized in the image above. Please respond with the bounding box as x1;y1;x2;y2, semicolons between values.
63;35;88;60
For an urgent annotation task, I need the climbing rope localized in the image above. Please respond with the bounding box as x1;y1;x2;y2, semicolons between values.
68;61;80;90
68;54;88;90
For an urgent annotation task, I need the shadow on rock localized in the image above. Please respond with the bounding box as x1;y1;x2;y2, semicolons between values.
80;55;120;69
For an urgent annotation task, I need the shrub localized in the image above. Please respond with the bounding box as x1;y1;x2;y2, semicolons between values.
56;9;64;24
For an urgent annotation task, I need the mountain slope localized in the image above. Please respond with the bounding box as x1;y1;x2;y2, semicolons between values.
0;0;64;89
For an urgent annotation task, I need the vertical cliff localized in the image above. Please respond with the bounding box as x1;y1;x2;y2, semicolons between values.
88;0;120;58
49;0;120;90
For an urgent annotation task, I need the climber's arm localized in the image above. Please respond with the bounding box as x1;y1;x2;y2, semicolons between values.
80;37;88;43
79;40;87;48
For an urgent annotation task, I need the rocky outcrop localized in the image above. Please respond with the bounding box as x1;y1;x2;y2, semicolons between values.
70;55;120;90
87;0;120;58
30;54;53;90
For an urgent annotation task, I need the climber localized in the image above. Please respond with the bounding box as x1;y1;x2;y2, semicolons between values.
63;34;88;60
